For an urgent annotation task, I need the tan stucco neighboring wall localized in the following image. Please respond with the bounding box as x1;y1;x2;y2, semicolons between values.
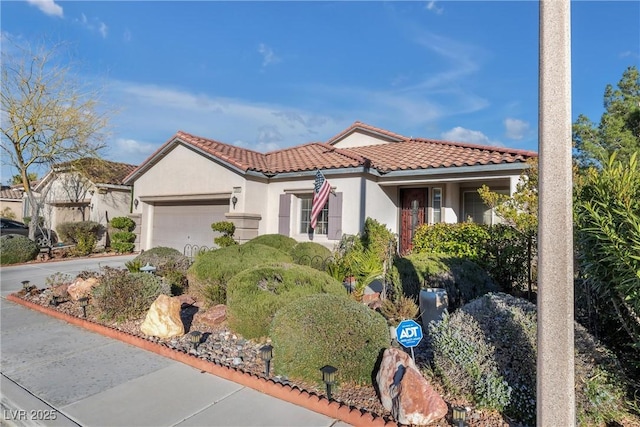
132;144;247;207
0;200;24;221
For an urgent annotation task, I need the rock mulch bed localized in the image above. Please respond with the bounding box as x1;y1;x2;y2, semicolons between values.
15;287;515;427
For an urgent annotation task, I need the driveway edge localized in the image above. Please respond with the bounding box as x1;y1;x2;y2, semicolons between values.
6;294;397;427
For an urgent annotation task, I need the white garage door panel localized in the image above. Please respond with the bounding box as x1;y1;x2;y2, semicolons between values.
152;203;227;252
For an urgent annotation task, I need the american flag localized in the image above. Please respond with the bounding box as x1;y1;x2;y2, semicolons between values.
310;170;331;229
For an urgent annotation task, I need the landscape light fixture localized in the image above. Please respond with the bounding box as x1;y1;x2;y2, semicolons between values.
140;263;156;274
78;297;89;318
21;280;31;292
259;344;273;377
320;365;337;400
50;294;62;307
189;331;202;350
133;198;139;209
451;406;468;427
231;195;238;209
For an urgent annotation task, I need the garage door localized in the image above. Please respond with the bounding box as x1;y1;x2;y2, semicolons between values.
152;201;228;252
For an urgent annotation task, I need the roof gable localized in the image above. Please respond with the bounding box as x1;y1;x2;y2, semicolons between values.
38;158;137;190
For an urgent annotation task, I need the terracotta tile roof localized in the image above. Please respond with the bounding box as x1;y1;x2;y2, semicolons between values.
56;158;138;185
349;138;537;173
128;122;537;180
0;188;23;200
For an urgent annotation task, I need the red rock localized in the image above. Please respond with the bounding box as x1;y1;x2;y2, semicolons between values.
195;304;227;327
375;347;447;425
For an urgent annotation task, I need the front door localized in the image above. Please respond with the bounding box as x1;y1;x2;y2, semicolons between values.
400;188;427;254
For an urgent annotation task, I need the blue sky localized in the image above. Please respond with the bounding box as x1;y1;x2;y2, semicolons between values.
1;1;639;180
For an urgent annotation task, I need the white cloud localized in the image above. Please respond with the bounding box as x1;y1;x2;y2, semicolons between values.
258;43;280;67
425;1;444;15
441;126;503;146
26;0;63;18
76;13;108;38
504;118;530;140
123;29;132;43
111;138;157;158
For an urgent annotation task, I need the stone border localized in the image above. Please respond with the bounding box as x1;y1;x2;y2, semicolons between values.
6;294;398;427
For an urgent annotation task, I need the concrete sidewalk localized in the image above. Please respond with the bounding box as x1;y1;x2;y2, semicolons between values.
0;297;350;427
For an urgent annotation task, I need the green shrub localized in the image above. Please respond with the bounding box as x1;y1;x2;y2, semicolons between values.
429;293;629;425
57;221;103;255
227;262;346;339
361;217;397;266
211;221;238;247
392;253;497;309
133;247;191;295
0;235;40;265
412;222;490;262
270;293;390;386
110;216;135;231
290;242;332;271
111;231;136;253
91;267;170;322
248;234;297;253
187;243;292;306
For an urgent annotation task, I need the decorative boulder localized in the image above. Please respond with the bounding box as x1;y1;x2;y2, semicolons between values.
195;304;227;327
140;295;184;338
376;347;447;426
67;277;99;301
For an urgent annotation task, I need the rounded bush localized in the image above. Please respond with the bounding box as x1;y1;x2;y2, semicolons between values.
248;234;297;253
270;293;390;386
429;292;628;425
110;216;135;231
392;253;497;310
227;262;346;339
91;268;170;322
133;247;191;295
187;243;292;306
0;234;40;265
290;242;332;271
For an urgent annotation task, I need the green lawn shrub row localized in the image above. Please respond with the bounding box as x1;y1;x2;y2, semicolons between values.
226;262;345;339
270;293;390;386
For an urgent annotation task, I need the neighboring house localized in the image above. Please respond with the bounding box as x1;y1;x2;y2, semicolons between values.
0;186;25;221
124;122;537;254
35;158;137;247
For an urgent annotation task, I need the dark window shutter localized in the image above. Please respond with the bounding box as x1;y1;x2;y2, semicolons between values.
278;194;291;236
327;192;343;240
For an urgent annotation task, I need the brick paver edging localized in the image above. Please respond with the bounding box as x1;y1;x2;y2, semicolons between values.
6;294;398;427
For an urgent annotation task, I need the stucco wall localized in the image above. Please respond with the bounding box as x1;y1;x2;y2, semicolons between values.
331;131;398;148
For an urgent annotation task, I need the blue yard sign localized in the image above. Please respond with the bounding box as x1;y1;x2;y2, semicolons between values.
396;319;423;349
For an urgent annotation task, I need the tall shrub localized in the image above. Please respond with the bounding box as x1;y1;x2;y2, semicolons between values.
575;152;640;352
109;216;136;253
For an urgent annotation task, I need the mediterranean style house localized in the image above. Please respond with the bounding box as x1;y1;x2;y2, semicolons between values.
35;158;136;247
123;122;537;254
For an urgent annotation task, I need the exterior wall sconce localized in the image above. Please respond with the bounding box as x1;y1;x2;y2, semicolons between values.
78;297;89;318
231;195;238;209
89;190;95;196
133;198;139;209
259;344;273;377
320;365;337;400
452;406;468;426
189;331;202;350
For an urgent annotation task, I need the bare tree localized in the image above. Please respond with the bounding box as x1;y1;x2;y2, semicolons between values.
1;38;109;240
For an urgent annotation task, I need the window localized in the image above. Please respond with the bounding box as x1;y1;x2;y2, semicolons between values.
299;197;329;235
432;188;442;223
462;190;507;225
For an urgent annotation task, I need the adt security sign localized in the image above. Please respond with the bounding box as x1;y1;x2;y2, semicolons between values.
396;319;423;348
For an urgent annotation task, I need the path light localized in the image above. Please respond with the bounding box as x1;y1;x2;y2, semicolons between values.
320;365;337;400
452;406;468;427
140;263;156;274
50;294;62;307
189;331;202;350
21;280;31;292
78;297;89;318
259;344;273;377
